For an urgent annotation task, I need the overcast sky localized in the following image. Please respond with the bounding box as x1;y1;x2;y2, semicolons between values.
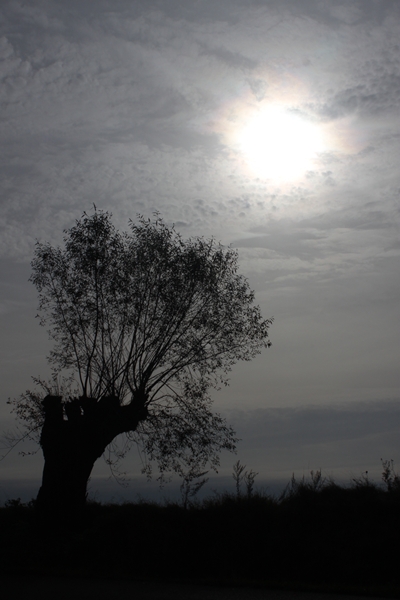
1;0;399;503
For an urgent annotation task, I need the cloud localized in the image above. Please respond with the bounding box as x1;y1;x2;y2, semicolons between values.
311;76;400;121
0;0;399;256
232;222;326;260
227;400;400;448
199;43;258;71
2;0;394;276
219;399;400;482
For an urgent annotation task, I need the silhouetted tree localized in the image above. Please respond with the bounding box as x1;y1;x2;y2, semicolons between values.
11;210;272;520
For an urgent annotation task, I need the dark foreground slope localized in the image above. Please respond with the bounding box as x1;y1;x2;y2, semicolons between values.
1;481;400;598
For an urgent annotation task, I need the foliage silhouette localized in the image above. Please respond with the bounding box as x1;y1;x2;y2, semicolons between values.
231;459;258;498
9;209;272;519
381;458;400;492
179;461;209;510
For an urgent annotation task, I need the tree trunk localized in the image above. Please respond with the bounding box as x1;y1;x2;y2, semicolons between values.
36;394;147;527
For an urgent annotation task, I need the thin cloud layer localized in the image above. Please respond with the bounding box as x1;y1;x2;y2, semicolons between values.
1;0;400;252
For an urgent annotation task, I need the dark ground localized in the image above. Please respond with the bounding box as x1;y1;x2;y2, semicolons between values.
1;577;391;600
2;481;400;599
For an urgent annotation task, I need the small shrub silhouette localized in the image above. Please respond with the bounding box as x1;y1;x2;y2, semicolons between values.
381;458;400;493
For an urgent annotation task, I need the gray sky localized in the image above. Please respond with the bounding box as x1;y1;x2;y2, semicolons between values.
1;0;399;503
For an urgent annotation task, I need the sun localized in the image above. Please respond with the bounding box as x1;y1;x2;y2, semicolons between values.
236;106;325;180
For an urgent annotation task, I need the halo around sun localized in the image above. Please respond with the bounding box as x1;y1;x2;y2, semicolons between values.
234;106;326;181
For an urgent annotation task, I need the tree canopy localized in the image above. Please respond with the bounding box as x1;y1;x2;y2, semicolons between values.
13;210;272;485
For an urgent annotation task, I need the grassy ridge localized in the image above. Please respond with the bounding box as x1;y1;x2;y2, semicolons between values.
1;470;400;597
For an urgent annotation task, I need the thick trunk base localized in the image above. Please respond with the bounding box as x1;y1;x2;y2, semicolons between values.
36;394;146;528
36;454;95;529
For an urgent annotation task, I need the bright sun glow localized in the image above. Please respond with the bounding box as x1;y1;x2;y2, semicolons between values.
237;106;325;180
